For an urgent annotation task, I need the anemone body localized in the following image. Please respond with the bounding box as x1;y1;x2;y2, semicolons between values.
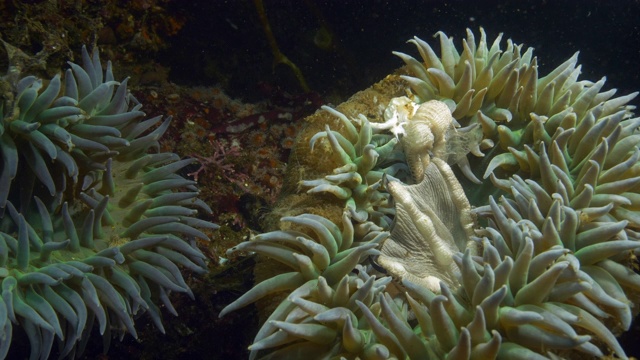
0;46;217;359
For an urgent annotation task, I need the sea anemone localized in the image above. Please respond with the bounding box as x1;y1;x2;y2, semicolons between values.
300;105;407;228
0;45;217;359
222;28;640;359
391;28;640;356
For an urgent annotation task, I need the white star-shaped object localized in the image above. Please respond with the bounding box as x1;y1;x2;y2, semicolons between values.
370;96;416;138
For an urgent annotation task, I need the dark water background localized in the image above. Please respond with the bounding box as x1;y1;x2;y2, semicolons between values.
161;0;640;103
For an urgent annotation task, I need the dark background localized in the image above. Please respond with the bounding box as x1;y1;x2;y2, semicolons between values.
162;0;640;103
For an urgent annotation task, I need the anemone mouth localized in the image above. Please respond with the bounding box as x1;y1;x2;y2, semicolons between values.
377;157;477;293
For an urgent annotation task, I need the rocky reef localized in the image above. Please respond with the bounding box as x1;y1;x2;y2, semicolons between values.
221;29;640;359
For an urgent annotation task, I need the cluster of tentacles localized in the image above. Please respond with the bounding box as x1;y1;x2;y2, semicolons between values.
0;45;217;359
221;28;640;359
393;28;640;356
299;105;409;229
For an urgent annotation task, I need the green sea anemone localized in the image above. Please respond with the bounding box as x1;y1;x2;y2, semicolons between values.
0;45;216;359
222;28;640;359
300;105;407;229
